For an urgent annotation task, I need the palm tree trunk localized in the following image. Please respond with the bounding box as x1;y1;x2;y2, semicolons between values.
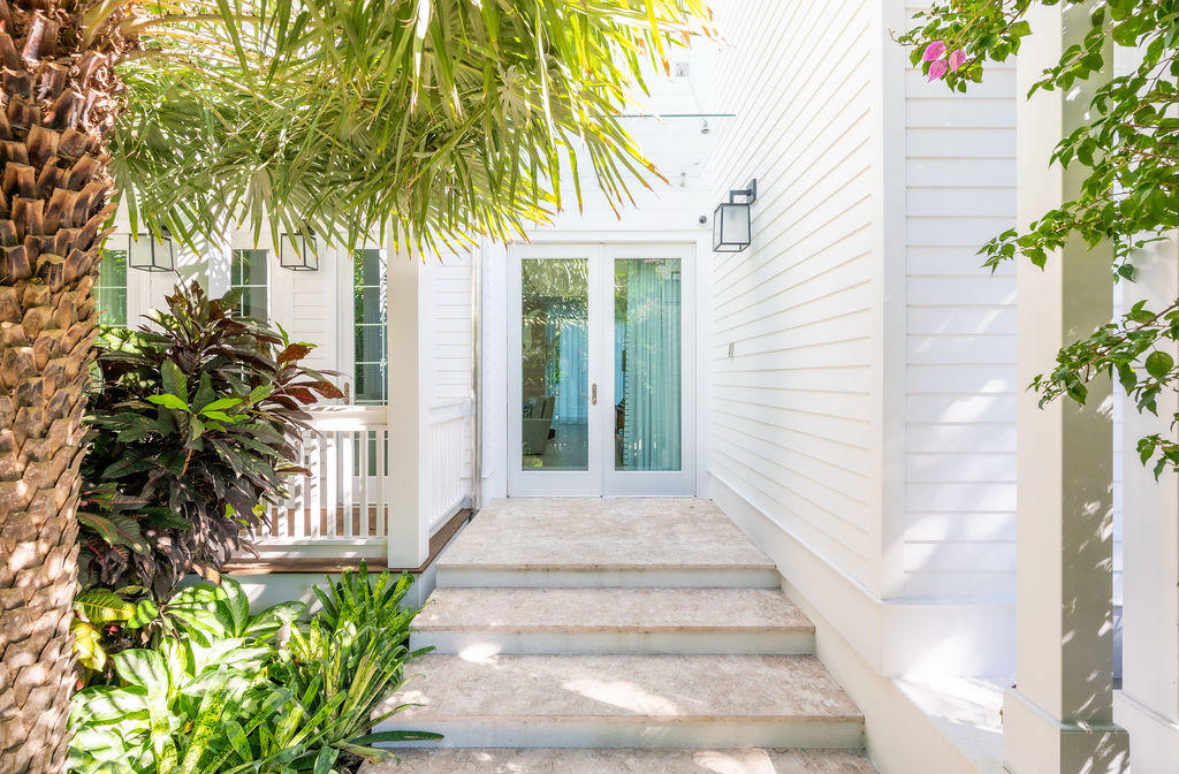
0;1;125;770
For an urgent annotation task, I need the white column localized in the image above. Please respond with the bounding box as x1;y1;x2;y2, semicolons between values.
204;224;232;299
1114;232;1179;772
1003;4;1129;773
386;246;431;568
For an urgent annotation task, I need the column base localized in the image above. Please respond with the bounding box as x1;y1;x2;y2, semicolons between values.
1003;688;1130;774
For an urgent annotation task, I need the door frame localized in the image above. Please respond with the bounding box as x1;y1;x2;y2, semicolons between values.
506;241;696;497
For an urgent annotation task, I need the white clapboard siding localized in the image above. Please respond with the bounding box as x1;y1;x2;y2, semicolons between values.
709;0;877;587
277;249;340;375
426;250;475;491
903;4;1018;602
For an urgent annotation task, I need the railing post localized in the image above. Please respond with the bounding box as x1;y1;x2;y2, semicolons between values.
386;246;431;568
1004;4;1129;773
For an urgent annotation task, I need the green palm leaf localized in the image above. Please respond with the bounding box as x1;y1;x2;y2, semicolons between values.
110;0;712;252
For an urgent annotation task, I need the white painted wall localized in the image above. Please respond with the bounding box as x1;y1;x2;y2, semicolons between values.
1111;41;1179;774
707;0;1020;684
708;0;880;591
423;249;475;493
902;9;1018;604
705;1;1020;771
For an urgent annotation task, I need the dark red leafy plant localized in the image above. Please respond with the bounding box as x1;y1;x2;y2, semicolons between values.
79;280;342;598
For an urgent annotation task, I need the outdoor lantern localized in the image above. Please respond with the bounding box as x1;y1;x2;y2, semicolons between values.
128;228;175;272
712;178;757;253
279;228;318;271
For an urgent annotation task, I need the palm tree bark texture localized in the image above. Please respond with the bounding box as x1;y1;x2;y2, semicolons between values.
0;0;126;770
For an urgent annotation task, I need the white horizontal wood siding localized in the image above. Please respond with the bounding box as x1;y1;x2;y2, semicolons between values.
273;249;340;375
903;8;1017;602
425;251;475;490
709;0;878;588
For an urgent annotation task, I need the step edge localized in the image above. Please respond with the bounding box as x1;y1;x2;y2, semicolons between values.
414;623;816;634
437;560;777;569
377;712;866;725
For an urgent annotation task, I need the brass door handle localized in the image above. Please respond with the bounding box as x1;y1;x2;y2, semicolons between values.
592;383;598;405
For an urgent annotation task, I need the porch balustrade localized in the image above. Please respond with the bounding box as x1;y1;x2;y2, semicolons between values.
249;401;470;563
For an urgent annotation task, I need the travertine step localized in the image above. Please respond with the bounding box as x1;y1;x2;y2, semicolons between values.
375;653;864;749
414;588;815;654
434;498;780;589
366;748;878;773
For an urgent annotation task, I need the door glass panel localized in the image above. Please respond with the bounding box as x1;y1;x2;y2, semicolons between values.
614;258;682;471
521;259;589;470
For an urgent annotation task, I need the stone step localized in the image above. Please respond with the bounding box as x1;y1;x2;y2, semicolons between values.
375;653;864;749
434;562;781;589
364;748;878;773
434;498;780;589
414;588;815;654
433;561;782;587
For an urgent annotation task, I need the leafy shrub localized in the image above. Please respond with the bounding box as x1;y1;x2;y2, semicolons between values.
80;280;342;598
69;568;438;774
313;561;417;632
71;577;302;678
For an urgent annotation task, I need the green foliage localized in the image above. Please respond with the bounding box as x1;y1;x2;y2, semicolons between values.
71;578;303;683
69;570;435;774
312;562;416;632
900;1;1179;474
80;280;343;598
108;0;712;254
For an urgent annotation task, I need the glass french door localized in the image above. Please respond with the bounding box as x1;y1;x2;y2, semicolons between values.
507;243;695;496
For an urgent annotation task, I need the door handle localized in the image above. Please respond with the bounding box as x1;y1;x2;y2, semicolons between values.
592;383;598;406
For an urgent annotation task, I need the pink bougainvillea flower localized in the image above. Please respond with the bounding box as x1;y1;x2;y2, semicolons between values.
923;40;946;61
928;59;948;81
948;49;967;72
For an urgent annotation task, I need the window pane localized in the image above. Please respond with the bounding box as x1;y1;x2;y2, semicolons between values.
230;249;269;321
353;249;388;404
97;288;127;327
357;248;384;286
614;258;681;471
100;249;127;286
233;249;268;286
357;288;385;326
354;324;385;359
355;363;387;404
242;286;268;321
96;248;128;327
521;258;589;471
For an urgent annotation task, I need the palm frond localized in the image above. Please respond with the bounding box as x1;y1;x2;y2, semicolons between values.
109;0;713;253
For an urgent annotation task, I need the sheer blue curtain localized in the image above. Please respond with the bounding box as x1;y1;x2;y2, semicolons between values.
545;301;588;423
620;260;681;471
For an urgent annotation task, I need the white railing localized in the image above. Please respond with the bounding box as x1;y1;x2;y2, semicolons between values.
429;400;469;531
255;406;390;560
250;401;472;562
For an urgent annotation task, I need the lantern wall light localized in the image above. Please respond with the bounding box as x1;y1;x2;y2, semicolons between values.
279;228;319;271
128;228;176;272
712;178;757;253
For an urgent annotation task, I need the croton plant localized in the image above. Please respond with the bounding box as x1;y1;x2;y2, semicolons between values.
77;280;341;601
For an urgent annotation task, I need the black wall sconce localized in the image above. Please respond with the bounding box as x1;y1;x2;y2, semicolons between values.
713;178;757;253
279;229;318;271
128;228;176;272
